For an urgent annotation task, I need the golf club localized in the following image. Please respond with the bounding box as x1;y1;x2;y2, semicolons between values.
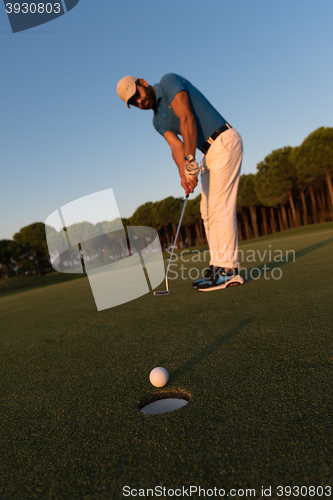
154;194;189;296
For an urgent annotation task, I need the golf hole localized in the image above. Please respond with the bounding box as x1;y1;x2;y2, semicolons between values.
138;392;190;415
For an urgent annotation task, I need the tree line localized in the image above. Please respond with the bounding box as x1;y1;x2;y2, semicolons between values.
1;126;332;278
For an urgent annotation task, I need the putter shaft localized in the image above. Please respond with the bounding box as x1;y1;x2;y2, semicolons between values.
165;195;189;291
153;195;189;296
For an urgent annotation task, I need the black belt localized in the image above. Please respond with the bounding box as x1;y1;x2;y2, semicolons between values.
200;123;232;154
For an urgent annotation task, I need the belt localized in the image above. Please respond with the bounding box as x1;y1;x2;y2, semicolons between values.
200;123;232;154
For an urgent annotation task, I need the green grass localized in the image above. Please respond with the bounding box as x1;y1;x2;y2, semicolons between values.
0;271;85;296
0;223;332;499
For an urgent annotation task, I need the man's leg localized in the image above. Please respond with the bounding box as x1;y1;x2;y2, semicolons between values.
200;128;243;269
200;154;210;245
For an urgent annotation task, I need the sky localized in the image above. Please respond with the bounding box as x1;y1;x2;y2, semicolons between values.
1;0;333;240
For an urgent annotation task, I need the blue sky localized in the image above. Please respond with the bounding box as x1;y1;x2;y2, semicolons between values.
1;0;332;240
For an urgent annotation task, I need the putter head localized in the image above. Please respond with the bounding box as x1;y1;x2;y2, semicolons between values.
153;290;171;296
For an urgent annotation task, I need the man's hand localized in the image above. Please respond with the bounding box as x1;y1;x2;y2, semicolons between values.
185;161;200;181
181;174;197;196
163;130;199;195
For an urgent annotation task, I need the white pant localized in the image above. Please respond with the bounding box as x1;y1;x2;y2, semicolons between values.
200;127;243;268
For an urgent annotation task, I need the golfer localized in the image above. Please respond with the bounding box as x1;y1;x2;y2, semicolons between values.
117;73;244;291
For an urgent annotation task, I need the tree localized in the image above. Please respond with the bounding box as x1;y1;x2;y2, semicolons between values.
192;194;206;245
101;219;128;261
0;239;22;278
182;197;201;247
290;146;309;225
237;174;260;238
130;202;156;228
255;147;298;230
292;127;333;219
152;197;183;249
13;223;50;275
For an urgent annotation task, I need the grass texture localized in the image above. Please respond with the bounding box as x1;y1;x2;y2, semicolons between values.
0;272;85;296
0;223;332;499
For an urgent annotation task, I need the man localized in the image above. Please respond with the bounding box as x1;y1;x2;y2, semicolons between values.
117;73;244;291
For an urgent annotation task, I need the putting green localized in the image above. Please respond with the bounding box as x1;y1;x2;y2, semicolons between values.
1;223;332;499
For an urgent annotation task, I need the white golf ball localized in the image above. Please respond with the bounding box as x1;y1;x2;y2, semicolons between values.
149;367;169;388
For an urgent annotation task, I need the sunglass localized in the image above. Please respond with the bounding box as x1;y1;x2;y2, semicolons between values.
128;86;140;107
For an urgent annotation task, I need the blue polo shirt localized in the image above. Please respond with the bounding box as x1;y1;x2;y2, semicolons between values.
153;73;227;150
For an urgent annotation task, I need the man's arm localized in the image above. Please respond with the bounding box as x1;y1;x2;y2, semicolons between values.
164;130;197;196
170;90;197;158
164;90;199;195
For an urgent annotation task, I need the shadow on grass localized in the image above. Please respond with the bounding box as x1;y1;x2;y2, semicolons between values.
243;236;333;284
170;317;254;381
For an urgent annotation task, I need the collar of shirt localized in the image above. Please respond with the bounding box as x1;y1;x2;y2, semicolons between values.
153;83;162;113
